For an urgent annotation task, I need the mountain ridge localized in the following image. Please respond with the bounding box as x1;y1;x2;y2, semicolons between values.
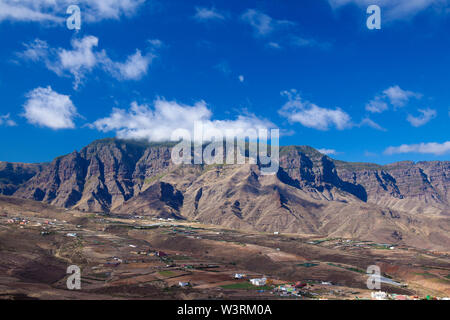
1;138;448;250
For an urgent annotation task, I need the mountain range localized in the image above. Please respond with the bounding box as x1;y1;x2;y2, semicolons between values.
1;138;449;251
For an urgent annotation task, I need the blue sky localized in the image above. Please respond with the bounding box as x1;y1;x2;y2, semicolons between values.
0;0;449;164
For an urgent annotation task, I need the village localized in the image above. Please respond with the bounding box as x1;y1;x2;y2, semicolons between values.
1;208;449;300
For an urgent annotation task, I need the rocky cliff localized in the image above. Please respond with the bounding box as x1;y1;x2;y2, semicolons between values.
1;138;449;250
0;162;45;195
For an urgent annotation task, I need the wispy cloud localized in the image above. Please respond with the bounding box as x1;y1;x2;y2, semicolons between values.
241;9;295;37
365;85;421;113
22;86;79;130
383;85;421;108
0;114;17;127
279;90;352;131
365;98;388;113
267;42;282;49
359;117;387;131
214;61;232;76
407;108;437;127
194;6;226;21
289;35;331;50
385;141;450;155
19;36;155;89
0;0;146;24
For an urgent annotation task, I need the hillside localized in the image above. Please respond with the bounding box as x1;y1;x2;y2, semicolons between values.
0;138;449;250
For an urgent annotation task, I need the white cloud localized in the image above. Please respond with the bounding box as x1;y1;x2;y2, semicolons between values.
147;39;163;49
103;49;153;81
0;0;146;24
214;61;232;76
0;1;63;23
194;7;226;21
359;118;387;131
385;141;450;155
22;86;78;130
18;39;50;62
278;90;352;131
317;148;338;155
241;9;294;37
407;108;437;127
267;42;282;49
51;36;101;88
383;85;421;108
0;114;17;127
289;35;331;49
365;85;421;114
365;98;388;113
91;99;275;142
328;0;449;20
19;36;154;89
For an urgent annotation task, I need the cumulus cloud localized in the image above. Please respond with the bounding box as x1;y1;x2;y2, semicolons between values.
317;148;338;155
103;49;153;81
0;0;146;24
0;114;17;127
407;108;437;127
19;36;154;89
241;9;294;37
385;141;450;155
327;0;449;20
194;7;226;21
383;85;421;108
278;90;352;131
91;99;276;142
22;86;78;129
365;85;421;114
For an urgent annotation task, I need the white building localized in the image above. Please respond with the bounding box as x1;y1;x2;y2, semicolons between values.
250;278;267;286
371;291;388;300
234;274;245;279
178;282;190;287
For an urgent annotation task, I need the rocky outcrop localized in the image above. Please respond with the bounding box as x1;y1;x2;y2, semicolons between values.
336;160;449;215
0;162;45;195
1;138;449;250
2;139;449;218
13;139;175;212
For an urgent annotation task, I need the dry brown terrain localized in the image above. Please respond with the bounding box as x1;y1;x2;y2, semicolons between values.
0;195;448;300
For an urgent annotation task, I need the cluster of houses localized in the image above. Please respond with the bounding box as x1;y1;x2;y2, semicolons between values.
7;217;29;225
273;282;309;297
233;274;268;286
370;291;450;300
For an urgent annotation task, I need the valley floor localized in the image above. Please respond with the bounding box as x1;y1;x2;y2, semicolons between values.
0;196;449;300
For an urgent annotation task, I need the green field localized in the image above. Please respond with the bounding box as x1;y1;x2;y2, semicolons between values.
220;282;272;291
158;270;176;277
